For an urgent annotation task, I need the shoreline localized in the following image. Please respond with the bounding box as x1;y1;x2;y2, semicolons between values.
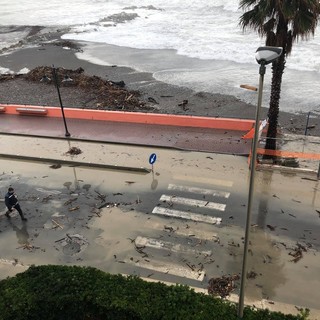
0;27;318;136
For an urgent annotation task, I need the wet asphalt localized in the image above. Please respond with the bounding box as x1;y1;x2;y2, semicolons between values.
0;115;320;317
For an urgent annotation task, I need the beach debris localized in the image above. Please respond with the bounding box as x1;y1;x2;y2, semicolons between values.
208;274;240;298
64;197;78;206
98;202;119;209
164;225;175;233
17;243;39;251
50;164;61;169
24;66;154;111
275;157;299;167
110;80;125;87
178;99;189;110
66;146;82;155
289;247;303;263
95;190;106;201
42;195;53;203
240;84;258;91
68;206;80;212
247;270;258;279
147;97;159;104
263;255;272;264
53;40;82;51
289;243;308;263
266;224;276;231
178;99;188;106
82;184;91;192
52;219;63;229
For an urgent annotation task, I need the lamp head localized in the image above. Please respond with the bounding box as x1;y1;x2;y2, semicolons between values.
255;46;283;65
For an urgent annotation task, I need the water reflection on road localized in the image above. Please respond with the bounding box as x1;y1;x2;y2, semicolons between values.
0;149;319;311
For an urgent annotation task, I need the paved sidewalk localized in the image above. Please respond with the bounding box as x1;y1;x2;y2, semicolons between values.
1;112;320;176
0;113;252;155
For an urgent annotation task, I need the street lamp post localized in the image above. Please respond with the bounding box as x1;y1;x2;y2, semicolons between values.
238;46;282;318
52;65;71;137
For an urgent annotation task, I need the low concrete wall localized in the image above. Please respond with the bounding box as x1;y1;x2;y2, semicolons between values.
0;104;255;131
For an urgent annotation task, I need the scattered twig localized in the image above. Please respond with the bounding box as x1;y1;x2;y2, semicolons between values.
52;219;63;229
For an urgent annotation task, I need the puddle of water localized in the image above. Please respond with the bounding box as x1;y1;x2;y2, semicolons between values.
1;146;319;309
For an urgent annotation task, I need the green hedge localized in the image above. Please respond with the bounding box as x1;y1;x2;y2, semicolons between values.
0;265;307;320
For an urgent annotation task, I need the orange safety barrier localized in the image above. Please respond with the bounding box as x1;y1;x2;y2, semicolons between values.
257;148;320;160
0;104;255;131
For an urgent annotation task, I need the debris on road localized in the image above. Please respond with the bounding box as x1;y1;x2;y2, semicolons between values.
247;270;258;279
69;206;80;212
208;274;240;298
52;219;63;229
289;243;308;263
64;197;78;206
50;164;62;169
66;146;82;155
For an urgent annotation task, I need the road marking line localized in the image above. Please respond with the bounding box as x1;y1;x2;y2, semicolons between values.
142;221;219;240
135;236;212;256
173;175;233;187
168;184;230;198
152;206;222;225
124;259;205;281
160;194;226;211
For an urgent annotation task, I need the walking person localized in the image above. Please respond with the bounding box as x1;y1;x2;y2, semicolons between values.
5;187;27;221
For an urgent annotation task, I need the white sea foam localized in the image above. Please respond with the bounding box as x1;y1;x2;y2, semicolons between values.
0;0;319;112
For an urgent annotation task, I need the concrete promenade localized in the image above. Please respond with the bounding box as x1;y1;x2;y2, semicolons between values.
1;104;320;175
0;104;254;155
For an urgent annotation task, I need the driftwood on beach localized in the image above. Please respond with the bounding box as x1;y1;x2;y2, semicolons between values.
27;66;152;111
0;66;155;112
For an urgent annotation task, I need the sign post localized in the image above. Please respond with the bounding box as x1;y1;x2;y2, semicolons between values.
149;153;157;172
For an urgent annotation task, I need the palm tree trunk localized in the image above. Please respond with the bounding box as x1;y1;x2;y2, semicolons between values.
265;53;286;152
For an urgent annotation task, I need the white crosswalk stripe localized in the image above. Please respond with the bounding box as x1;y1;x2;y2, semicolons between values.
173;175;233;187
160;194;226;211
124;259;205;281
126;177;233;282
168;184;230;198
135;236;212;256
152;206;222;225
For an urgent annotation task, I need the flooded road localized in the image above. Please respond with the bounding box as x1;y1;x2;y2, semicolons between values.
0;135;319;311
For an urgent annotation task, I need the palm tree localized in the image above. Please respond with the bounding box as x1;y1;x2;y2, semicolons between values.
239;0;320;151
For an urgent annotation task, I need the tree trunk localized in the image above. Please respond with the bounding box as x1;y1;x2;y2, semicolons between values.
265;53;286;152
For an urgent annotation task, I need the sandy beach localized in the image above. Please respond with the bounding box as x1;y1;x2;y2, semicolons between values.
0;26;318;136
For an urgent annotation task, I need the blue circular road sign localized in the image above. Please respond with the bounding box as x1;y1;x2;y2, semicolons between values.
149;153;157;165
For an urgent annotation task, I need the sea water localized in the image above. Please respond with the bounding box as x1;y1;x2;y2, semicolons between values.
0;0;319;113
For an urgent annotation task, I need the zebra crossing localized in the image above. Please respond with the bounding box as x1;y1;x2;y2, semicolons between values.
152;180;231;225
124;176;233;283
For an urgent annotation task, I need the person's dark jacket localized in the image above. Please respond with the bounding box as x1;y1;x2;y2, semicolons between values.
5;192;18;210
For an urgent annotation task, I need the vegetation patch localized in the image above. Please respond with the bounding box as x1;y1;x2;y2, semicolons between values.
0;265;308;320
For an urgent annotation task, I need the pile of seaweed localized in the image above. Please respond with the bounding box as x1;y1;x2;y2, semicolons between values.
1;66;154;112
